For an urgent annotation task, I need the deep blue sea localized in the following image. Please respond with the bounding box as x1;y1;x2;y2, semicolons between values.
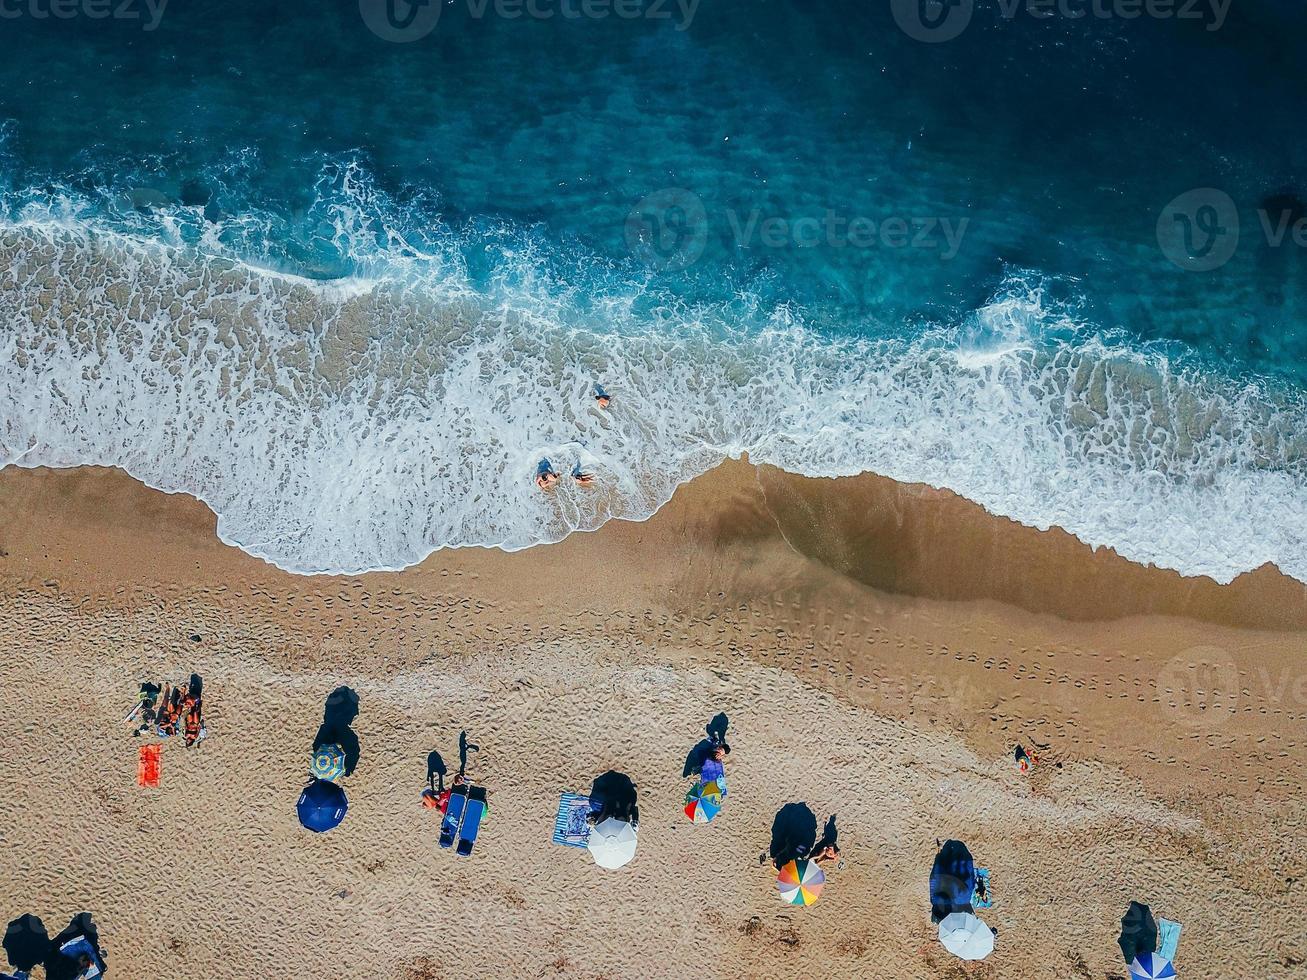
1;0;1305;578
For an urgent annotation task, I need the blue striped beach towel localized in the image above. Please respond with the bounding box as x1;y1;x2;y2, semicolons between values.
973;868;994;909
552;792;591;848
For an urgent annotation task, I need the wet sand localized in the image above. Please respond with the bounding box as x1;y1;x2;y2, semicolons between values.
0;461;1304;979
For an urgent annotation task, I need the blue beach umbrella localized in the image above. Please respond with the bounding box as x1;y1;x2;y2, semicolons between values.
297;778;348;833
1129;953;1177;979
311;742;347;782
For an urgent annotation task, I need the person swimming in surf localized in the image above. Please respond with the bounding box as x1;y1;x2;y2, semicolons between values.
536;459;559;491
594;384;611;410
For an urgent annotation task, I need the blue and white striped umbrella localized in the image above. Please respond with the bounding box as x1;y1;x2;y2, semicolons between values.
1129;953;1177;979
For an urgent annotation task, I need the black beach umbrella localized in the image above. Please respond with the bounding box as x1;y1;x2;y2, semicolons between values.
1118;901;1158;964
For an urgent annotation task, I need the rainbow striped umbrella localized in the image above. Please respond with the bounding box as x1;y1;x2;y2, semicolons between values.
777;859;825;906
311;743;346;782
684;779;724;823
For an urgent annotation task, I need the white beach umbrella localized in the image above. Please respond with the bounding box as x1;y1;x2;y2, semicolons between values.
587;818;638;869
938;912;995;961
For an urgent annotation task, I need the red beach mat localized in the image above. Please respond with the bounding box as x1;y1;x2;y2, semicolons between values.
138;743;161;787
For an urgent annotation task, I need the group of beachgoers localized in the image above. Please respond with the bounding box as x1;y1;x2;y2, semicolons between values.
98;679;1180;975
125;673;206;747
534;384;610;491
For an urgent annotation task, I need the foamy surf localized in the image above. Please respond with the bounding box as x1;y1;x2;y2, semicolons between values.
1;219;1304;583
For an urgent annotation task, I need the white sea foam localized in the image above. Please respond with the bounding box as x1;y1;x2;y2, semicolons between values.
1;219;1305;582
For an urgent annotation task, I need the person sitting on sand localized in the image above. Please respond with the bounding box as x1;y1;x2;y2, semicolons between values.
696;743;728;783
1014;743;1040;773
594;384;610;410
812;814;840;865
128;681;161;737
422;773;466;813
572;463;596;488
812;842;840;863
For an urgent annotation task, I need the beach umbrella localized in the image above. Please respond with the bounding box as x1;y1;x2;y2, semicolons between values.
684;779;724;823
777;859;825;906
311;743;347;782
1129;953;1177;979
297;778;348;833
938;912;995;961
587;818;637;869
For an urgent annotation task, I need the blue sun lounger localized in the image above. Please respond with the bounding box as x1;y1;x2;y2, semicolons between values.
456;785;487;857
553;792;591;848
439;785;468;849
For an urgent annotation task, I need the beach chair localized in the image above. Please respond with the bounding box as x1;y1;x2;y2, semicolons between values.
439;784;468;849
456;785;487;857
552;792;591;848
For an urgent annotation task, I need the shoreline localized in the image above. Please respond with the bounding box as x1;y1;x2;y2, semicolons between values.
0;462;1304;977
3;460;1302;631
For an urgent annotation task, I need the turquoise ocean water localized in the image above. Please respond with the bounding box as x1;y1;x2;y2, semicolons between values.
1;0;1305;578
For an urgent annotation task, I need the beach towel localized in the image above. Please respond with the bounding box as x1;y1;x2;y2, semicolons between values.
1157;918;1181;960
137;744;161;787
552;793;591;848
972;868;994;909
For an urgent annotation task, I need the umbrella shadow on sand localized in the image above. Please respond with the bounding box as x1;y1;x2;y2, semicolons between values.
766;802;818;869
313;686;360;777
1119;901;1159;964
589;770;639;824
4;914;50;973
930;839;976;923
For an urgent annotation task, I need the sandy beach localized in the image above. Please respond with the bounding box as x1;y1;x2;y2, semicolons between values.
0;460;1304;979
